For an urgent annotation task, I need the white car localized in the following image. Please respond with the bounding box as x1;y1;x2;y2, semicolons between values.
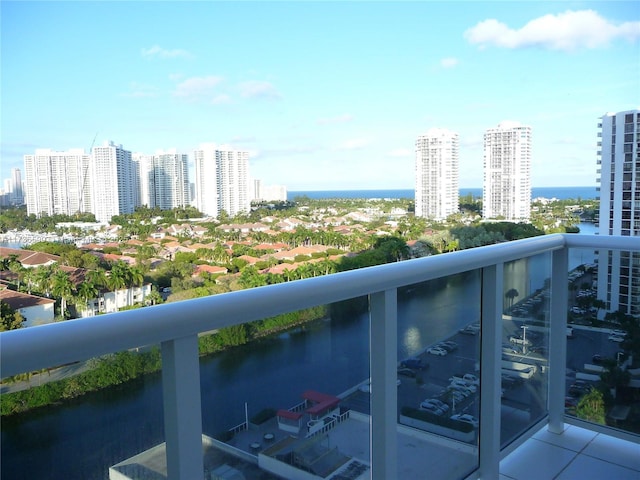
420;403;445;415
421;398;450;413
450;413;479;428
427;346;448;356
608;335;625;343
611;329;627;337
450;378;477;393
447;385;472;397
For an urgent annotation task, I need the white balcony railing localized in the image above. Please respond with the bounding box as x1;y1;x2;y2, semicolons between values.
1;234;638;479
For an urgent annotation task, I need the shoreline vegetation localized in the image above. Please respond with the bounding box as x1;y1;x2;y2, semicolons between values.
0;196;598;416
0;305;327;417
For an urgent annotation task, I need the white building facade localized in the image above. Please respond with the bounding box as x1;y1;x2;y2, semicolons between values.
482;122;532;222
152;151;190;211
91;141;134;223
193;144;250;218
23;148;92;217
414;128;459;220
596;109;640;316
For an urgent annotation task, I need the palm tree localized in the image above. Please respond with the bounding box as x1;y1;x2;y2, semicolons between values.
86;268;108;313
75;281;99;316
505;288;520;309
50;269;74;318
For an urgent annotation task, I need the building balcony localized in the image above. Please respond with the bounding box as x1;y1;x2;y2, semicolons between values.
1;234;638;480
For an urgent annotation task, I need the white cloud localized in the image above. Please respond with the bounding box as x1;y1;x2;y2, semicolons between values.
141;45;193;59
317;114;354;125
336;138;369;150
440;57;459;68
388;148;412;157
211;94;232;105
239;81;282;100
464;10;640;51
121;82;160;98
173;76;224;102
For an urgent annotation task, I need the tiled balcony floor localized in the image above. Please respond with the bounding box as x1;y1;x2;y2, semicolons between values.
500;424;640;480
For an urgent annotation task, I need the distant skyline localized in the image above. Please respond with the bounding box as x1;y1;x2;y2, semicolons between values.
2;2;639;190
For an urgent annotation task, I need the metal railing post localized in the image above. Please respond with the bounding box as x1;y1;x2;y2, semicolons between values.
548;247;569;434
479;263;503;479
161;334;204;479
369;289;398;480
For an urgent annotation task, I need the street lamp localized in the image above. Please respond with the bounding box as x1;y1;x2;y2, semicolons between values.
521;325;529;355
617;351;624;367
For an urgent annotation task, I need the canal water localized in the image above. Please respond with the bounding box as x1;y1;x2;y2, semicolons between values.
0;225;597;479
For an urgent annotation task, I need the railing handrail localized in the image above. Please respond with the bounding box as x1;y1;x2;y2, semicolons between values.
1;234;637;378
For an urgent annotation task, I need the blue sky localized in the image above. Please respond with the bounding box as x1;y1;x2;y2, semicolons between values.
2;1;639;190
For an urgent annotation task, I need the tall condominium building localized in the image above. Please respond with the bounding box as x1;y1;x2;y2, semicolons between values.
414;128;459;220
24;148;92;217
193;144;250;218
151;150;190;210
132;153;154;208
596;109;640;316
11;168;24;205
252;179;288;202
482;121;532;221
91;141;134;223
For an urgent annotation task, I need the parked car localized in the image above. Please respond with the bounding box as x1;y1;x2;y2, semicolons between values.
450;413;479;428
440;340;458;351
459;325;479;335
447;384;472;397
427;346;448;356
450;373;479;386
450;379;477;393
611;329;627;337
419;402;446;415
421;398;450;413
397;367;417;378
568;381;591;397
591;354;603;364
400;357;427;370
608;334;625;343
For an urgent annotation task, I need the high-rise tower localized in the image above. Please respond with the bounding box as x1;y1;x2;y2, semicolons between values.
91;141;134;223
193;144;250;218
596;109;640;316
23;149;91;217
482;122;531;221
414;128;459;220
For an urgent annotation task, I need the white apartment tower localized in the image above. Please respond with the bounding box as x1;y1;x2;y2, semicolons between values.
24;149;92;217
152;150;190;210
596;109;640;316
193;144;250;218
414;128;459;220
91;141;134;223
132;153;154;208
11;168;24;205
482;121;532;222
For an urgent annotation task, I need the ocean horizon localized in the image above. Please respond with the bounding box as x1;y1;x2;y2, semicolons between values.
288;186;597;201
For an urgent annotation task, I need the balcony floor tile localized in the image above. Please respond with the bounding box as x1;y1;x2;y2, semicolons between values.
500;424;640;480
532;424;597;452
581;431;640;472
556;453;640;480
499;437;577;480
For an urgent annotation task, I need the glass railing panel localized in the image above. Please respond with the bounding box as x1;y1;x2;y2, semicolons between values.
396;270;481;479
565;247;640;438
501;252;551;448
1;343;165;480
199;301;372;479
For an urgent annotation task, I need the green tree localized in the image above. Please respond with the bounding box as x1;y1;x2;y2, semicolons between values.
50;268;74;318
75;281;99;315
575;388;606;424
0;301;26;331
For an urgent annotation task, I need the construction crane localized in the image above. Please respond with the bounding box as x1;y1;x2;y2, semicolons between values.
77;132;98;217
